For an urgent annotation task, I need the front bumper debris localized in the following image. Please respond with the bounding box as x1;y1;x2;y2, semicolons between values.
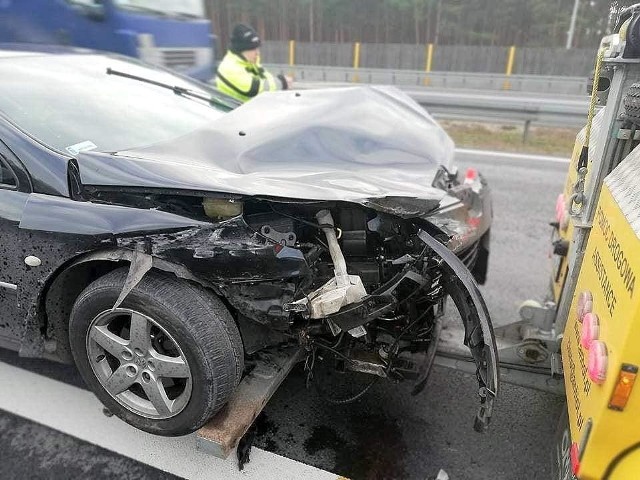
417;230;499;432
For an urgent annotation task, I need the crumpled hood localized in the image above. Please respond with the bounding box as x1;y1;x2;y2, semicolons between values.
76;85;455;209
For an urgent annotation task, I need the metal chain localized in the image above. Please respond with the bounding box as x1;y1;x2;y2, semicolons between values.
584;47;606;153
571;47;606;217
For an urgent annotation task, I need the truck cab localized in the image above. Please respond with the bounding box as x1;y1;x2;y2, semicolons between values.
0;0;215;82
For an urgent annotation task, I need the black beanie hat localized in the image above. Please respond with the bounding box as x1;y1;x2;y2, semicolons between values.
230;24;261;52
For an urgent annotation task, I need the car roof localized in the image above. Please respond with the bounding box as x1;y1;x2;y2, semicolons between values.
0;43;97;58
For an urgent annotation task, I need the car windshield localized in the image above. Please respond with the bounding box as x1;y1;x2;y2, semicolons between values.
113;0;205;18
0;53;231;155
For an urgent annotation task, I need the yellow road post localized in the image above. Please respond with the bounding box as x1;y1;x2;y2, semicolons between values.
353;42;361;83
502;45;516;90
424;43;434;86
288;39;296;77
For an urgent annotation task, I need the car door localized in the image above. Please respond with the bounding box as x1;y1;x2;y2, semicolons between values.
0;143;31;347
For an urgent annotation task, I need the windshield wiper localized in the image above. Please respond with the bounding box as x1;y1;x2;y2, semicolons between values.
106;67;238;111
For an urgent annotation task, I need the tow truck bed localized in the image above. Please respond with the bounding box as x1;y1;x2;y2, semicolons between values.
197;346;304;458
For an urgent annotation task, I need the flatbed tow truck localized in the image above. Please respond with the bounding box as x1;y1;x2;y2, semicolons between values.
188;5;640;478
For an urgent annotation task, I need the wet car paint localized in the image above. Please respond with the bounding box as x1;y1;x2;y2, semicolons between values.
0;46;498;434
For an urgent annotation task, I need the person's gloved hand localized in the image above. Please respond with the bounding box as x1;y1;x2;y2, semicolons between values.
285;75;294;89
277;74;293;90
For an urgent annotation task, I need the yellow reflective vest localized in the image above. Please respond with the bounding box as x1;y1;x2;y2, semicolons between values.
215;51;287;103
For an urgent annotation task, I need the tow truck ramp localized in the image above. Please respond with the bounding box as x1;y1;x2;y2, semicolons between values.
196;345;304;458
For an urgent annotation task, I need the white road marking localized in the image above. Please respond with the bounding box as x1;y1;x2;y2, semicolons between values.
0;361;340;480
455;148;571;164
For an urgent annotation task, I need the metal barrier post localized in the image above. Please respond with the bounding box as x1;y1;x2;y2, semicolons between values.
288;40;296;78
288;40;296;67
523;119;532;143
503;45;516;90
353;42;361;82
424;43;434;86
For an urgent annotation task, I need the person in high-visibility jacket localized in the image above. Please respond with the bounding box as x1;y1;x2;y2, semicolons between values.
216;24;292;103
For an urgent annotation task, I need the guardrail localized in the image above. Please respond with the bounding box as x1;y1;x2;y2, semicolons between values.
267;64;588;96
406;88;590;129
281;76;591;139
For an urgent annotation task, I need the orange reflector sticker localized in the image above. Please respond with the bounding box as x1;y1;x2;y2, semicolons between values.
609;364;638;411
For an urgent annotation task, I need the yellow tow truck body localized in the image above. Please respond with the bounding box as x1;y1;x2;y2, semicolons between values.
562;162;640;479
548;7;640;478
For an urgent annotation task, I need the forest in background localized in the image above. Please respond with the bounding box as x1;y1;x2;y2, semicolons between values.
206;0;638;49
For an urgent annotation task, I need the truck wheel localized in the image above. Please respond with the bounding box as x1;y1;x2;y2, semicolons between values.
624;82;640;124
69;268;244;436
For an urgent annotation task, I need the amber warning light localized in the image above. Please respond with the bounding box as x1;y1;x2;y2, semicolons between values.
609;364;638;411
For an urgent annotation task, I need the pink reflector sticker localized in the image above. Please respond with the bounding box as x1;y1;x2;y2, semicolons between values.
576;291;593;322
588;341;608;384
556;194;565;223
581;313;600;349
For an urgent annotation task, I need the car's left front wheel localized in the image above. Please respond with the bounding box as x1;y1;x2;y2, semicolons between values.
69;268;244;436
85;307;194;421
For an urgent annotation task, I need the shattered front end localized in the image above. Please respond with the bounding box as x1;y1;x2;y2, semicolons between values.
72;85;499;431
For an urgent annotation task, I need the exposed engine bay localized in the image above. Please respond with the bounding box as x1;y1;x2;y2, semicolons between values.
229;197;497;431
71;158;499;432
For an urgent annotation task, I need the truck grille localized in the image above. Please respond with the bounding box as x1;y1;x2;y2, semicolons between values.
162;49;197;70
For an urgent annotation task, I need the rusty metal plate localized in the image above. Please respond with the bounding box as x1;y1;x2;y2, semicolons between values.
196;346;304;459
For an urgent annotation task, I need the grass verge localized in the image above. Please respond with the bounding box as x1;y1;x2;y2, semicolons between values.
440;120;580;157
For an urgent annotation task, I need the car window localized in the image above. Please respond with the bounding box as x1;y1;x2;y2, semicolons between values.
0;156;17;189
0;54;232;155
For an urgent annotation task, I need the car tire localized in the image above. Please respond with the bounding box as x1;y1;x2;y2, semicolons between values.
69;267;244;436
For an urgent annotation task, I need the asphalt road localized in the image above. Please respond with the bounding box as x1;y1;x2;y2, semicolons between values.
0;149;568;480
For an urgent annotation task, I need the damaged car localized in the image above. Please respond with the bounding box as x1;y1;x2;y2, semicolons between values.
0;45;497;436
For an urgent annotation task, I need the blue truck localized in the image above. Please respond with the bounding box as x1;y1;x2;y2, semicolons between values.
0;0;215;81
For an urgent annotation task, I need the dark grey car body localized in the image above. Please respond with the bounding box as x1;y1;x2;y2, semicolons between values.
0;46;497;432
